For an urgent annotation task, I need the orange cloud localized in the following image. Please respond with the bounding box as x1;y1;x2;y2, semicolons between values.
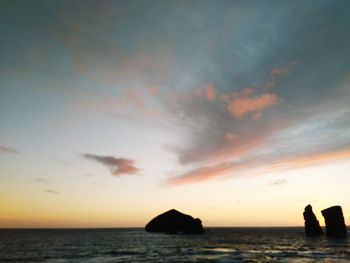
193;84;216;101
225;89;278;119
165;163;233;186
212;131;269;163
205;84;215;101
268;148;350;171
166;147;350;186
171;87;282;165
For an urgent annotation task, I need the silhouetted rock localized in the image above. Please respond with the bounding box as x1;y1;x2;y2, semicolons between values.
303;205;323;237
145;209;204;234
321;206;347;238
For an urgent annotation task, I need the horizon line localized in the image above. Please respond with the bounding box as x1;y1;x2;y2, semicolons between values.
0;225;319;230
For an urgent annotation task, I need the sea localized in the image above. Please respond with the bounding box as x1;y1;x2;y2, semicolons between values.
0;227;349;262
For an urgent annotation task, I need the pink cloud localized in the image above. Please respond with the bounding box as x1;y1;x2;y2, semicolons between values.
224;89;279;119
170;86;283;165
263;61;297;88
165;163;233;186
166;147;350;186
205;84;215;101
193;84;216;101
224;133;238;143
82;154;139;176
212;133;268;162
267;148;350;171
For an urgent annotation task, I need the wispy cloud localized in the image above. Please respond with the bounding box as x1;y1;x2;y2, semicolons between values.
270;61;297;77
166;147;350;186
53;159;70;166
73;86;162;118
34;178;47;184
264;61;297;89
82;154;139;176
82;173;95;177
165;163;233;186
268;179;288;186
44;189;60;195
0;145;19;154
267;148;350;171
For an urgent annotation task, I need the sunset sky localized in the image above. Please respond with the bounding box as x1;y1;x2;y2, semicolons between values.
1;0;350;228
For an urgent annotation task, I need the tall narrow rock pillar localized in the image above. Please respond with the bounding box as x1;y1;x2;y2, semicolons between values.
303;205;323;236
321;206;347;238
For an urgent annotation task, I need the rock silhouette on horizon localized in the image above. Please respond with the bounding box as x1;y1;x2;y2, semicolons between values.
303;204;323;237
145;209;204;234
321;206;347;238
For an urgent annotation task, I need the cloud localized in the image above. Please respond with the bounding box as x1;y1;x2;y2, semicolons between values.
0;1;348;195
268;179;288;186
267;148;350;171
53;159;70;166
263;61;297;89
264;79;276;89
165;163;233;186
169;85;283;165
44;189;60;195
193;84;216;101
82;173;95;177
82;154;139;176
270;62;297;77
73;86;163;119
166;146;350;186
0;145;19;154
178;67;339;171
223;89;279;119
34;178;47;184
57;21;173;89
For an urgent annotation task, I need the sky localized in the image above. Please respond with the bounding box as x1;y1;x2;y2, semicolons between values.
1;0;350;228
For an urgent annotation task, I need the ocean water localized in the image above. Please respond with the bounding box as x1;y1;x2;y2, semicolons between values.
0;227;349;262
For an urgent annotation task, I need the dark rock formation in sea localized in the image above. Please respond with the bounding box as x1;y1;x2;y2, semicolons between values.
303;205;323;237
145;209;204;234
321;206;347;238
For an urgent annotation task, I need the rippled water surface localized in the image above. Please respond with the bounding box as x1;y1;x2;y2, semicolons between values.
0;228;349;262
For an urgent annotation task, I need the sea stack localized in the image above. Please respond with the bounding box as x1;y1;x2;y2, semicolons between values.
321;206;347;238
145;209;204;234
303;205;323;236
